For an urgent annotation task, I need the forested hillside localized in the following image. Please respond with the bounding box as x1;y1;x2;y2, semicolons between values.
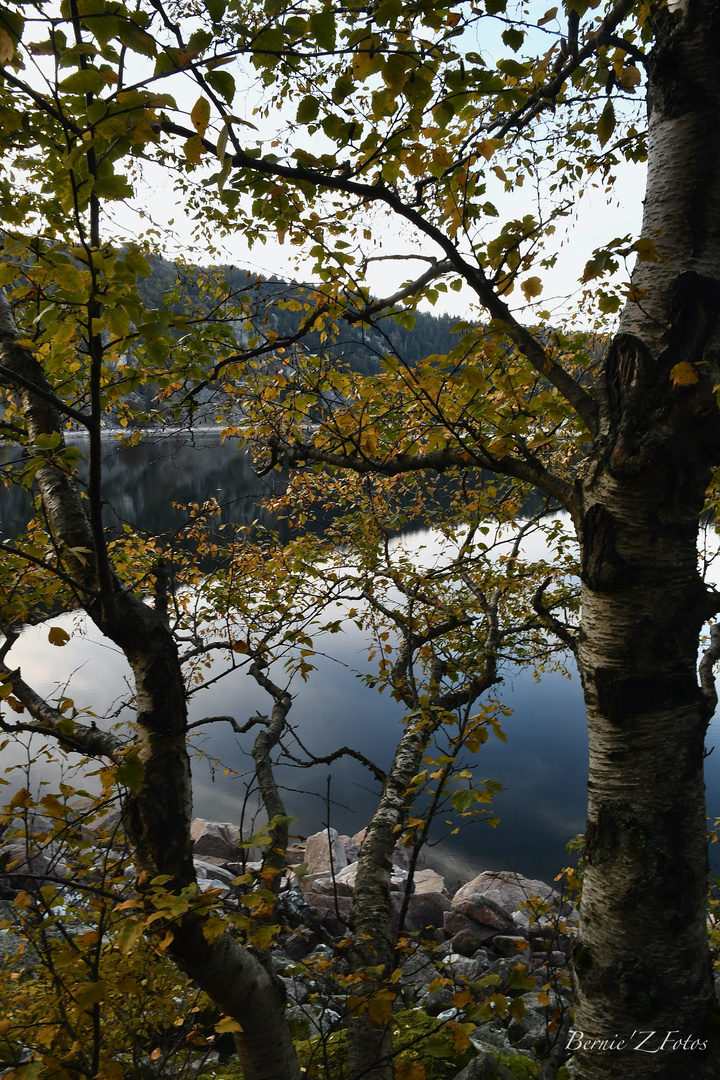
139;255;465;375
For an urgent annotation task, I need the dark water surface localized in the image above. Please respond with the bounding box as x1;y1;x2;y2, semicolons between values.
1;432;717;887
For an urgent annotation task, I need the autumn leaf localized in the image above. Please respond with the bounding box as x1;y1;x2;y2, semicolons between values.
191;96;211;138
48;625;70;646
215;1016;243;1033
597;99;616;147
368;989;396;1025
521;276;542;300
670;361;700;386
395;1062;425;1080
0;29;14;63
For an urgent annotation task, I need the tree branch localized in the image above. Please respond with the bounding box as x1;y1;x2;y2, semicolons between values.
531;576;579;654
699;623;720;716
158;120;599;436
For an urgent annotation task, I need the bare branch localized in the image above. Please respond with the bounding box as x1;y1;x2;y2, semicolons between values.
532;576;579;654
187;713;266;735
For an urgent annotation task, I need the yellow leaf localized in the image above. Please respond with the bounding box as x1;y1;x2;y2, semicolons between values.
368;989;395;1025
521;276;542;300
215;1017;243;1033
48;625;70;646
670;361;699;386
618;65;641;90
0;29;14;63
184;134;205;164
190;96;211;138
73;981;106;1010
477;139;499;160
202;917;226;944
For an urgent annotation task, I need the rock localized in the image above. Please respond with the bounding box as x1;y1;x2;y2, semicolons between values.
413;868;446;894
348;828;426;871
279;973;309;1005
1;842;68;890
442;952;489;982
452;928;489;957
286;1003;341;1037
454;870;559;914
281;932;318;961
304;828;349;881
443;910;496;943
193;858;236;888
402;891;451;935
418;984;455;1014
507;989;563;1051
399;948;438;996
452;1050;516;1080
339;834;361;863
311;860;411;896
492;935;531;958
304;891;352;933
453;894;515;933
190;819;243;860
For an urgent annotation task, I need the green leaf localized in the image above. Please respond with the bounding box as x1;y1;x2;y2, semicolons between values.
205;0;227;20
206;68;235;104
93;173;134;200
501;28;525;51
296;95;320;124
451;788;476;813
310;7;336;51
116;19;157;57
59;69;107;94
116;750;144;791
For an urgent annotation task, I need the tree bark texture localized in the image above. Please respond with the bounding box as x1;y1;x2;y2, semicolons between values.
571;1;720;1074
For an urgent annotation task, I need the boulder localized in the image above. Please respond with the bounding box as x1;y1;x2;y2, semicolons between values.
452;1050;516;1080
491;935;531;958
193;858;236;889
190;818;243;860
451;928;489;957
443;909;498;943
453;895;515;933
402;891;452;935
453;870;558;914
442;952;490;982
413;868;446;894
310;860;410;896
304;828;349;881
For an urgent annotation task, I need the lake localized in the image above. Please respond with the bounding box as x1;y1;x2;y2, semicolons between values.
1;431;718;888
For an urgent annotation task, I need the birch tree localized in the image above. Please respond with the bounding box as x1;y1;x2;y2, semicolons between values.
2;0;720;1078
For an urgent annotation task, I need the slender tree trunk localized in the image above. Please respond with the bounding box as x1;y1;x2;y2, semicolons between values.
570;1;720;1074
345;717;431;1080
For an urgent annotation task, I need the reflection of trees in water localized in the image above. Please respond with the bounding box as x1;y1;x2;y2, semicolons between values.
0;433;551;545
0;433;287;542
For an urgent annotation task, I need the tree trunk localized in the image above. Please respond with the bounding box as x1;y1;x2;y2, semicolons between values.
570;1;720;1073
345;716;433;1080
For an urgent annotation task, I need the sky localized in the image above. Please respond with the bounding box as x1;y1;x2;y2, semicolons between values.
100;6;649;324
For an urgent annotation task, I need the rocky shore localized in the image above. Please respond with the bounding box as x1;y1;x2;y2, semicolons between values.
2;809;579;1078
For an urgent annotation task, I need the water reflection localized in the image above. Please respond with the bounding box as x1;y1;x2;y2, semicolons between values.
0;430;287;540
3;432;717;886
